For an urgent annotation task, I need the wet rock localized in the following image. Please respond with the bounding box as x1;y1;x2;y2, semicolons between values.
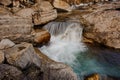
0;51;4;64
83;10;120;49
0;64;25;80
4;42;41;69
0;39;15;50
33;29;51;44
0;0;12;7
53;0;72;12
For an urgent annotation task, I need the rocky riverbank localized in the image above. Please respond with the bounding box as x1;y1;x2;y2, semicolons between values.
0;0;120;80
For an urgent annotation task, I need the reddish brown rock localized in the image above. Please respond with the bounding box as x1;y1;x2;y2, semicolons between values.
33;29;51;44
85;74;100;80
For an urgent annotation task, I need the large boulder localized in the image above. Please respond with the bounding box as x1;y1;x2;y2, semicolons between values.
31;1;57;25
0;64;25;80
0;14;51;44
33;9;57;25
83;10;120;49
34;48;78;80
53;0;72;12
4;42;41;69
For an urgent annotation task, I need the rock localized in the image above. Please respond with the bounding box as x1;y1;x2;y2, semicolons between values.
85;73;100;80
0;7;12;15
0;51;4;64
32;1;54;12
85;73;120;80
0;14;33;35
15;8;34;18
0;14;51;44
0;0;12;7
25;65;43;80
34;48;78;80
47;63;78;80
0;14;34;43
90;1;120;11
53;0;72;12
33;9;57;25
33;29;51;44
4;42;41;69
83;10;120;49
40;1;53;12
0;64;25;80
0;39;15;50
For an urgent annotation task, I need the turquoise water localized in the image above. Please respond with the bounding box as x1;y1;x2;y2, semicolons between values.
69;45;120;79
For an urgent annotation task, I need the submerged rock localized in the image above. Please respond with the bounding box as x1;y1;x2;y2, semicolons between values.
83;10;120;49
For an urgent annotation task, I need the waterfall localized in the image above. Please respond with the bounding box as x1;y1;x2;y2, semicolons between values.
39;21;120;80
40;21;87;64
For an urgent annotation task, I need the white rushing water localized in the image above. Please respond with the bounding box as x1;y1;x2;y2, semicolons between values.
39;21;120;79
40;22;87;64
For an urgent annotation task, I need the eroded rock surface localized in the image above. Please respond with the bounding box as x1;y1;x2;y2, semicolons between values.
83;10;120;49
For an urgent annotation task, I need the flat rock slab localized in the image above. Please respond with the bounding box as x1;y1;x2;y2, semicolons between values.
0;14;33;36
